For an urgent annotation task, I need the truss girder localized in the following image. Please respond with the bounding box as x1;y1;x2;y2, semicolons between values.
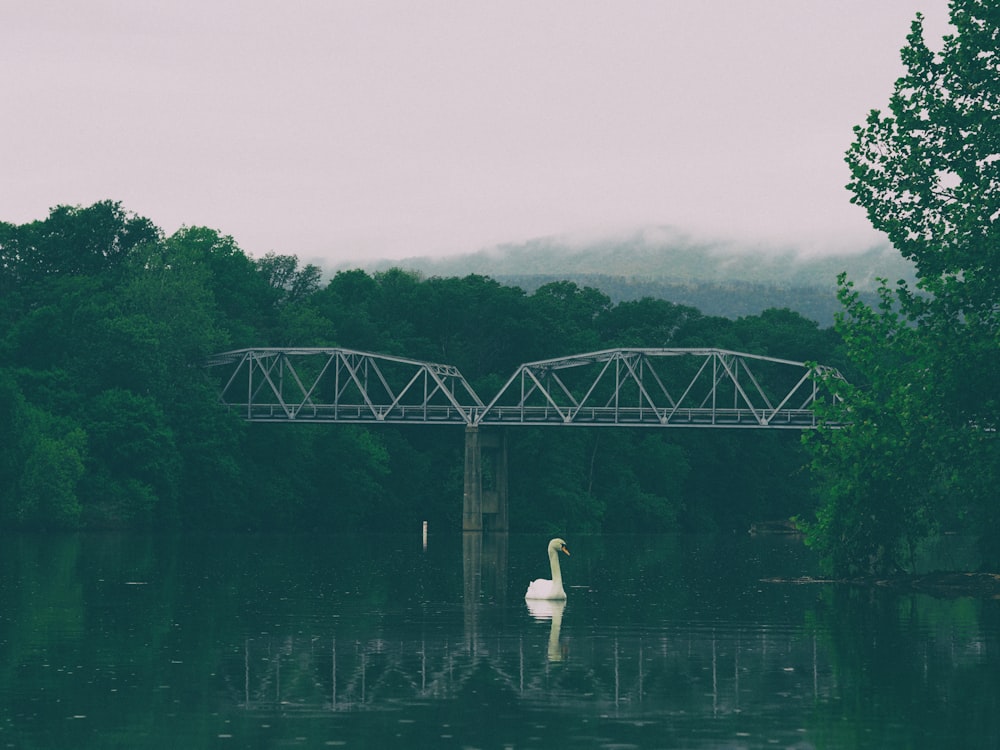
204;348;484;424
475;348;841;428
205;347;843;429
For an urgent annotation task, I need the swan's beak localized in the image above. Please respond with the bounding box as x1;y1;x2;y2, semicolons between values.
560;544;570;556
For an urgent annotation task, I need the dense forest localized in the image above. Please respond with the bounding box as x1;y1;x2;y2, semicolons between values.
0;200;845;535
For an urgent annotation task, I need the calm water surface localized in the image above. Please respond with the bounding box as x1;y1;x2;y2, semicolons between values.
1;531;997;749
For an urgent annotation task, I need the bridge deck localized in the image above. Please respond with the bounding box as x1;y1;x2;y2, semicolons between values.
238;404;823;428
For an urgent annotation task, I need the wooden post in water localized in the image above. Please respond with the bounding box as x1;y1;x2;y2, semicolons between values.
463;426;509;532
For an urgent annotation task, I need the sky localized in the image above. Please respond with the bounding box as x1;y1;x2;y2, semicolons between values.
2;1;952;266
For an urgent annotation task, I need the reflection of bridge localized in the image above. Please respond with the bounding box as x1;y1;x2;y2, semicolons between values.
221;533;832;723
205;347;845;529
225;625;830;720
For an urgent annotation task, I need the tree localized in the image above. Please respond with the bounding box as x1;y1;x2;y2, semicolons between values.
255;252;322;306
595;432;688;533
78;388;181;527
0;201;159;285
595;297;702;348
807;2;1000;573
526;281;609;356
0;374;87;528
406;274;531;383
846;4;999;311
166;226;276;346
845;3;1000;431
804;278;949;575
311;269;387;351
508;429;606;533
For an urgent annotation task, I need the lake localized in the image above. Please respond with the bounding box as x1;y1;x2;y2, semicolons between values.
0;530;997;749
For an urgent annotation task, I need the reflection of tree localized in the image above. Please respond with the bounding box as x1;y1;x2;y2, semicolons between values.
0;534;87;708
813;587;1000;746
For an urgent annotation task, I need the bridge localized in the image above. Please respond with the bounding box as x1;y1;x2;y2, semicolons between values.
204;347;844;530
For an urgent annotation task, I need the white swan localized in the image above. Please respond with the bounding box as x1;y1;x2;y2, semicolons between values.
525;538;570;600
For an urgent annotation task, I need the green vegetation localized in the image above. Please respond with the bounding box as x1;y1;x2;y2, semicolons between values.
802;0;1000;576
2;7;994;577
0;201;841;533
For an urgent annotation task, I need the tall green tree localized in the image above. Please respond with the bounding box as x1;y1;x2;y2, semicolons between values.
595;297;703;348
807;1;1000;574
0;200;160;286
311;269;386;350
0;370;87;528
526;280;609;357
846;4;999;313
804;278;949;575
166;226;277;346
254;252;331;345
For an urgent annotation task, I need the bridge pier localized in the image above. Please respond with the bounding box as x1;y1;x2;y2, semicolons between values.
462;426;508;532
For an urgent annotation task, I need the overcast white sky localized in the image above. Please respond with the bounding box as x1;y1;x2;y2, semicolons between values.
2;1;951;264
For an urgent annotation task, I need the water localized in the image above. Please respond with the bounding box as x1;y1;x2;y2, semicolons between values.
1;531;997;749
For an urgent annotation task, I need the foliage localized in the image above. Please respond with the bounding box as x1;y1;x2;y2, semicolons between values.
0;369;86;527
805;1;1000;574
846;4;1000;306
803;278;948;575
1;200;843;535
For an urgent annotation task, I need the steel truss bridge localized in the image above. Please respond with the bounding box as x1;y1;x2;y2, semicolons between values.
205;346;844;531
204;346;844;430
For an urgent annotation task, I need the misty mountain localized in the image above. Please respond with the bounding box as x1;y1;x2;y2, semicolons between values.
336;227;917;325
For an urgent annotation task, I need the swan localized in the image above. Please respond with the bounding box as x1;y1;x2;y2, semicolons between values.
525;538;570;600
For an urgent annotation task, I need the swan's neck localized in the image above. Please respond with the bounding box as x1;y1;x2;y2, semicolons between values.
548;546;563;585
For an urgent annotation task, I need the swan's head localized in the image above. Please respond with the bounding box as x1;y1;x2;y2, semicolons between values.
549;538;570;556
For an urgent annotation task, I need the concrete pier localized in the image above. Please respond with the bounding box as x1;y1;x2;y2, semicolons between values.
462;426;508;532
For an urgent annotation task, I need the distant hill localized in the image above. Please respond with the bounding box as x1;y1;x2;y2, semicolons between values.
334;227;917;325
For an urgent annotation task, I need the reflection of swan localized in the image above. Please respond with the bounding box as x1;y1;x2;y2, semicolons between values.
525;597;565;621
525;538;570;600
526;598;567;661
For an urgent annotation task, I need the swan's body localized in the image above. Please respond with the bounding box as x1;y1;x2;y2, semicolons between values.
525;538;570;600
